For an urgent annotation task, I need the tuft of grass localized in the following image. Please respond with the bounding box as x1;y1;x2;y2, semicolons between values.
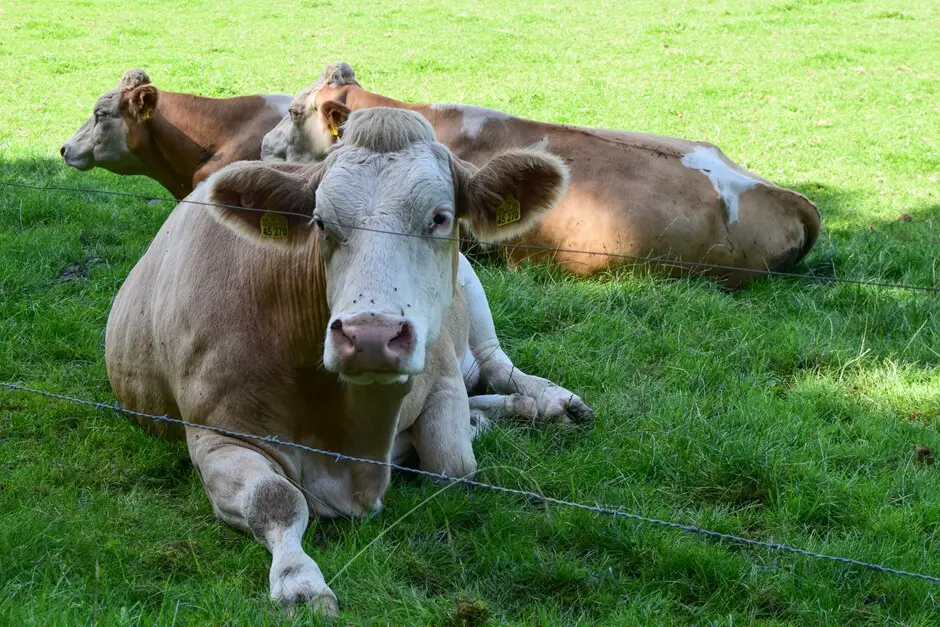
1;0;939;624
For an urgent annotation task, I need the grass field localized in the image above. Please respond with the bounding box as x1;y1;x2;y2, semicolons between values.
1;0;939;624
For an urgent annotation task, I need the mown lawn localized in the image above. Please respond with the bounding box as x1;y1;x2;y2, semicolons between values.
1;0;939;624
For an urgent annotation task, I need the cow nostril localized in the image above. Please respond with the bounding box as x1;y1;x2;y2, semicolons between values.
60;146;66;157
387;322;415;356
330;319;343;331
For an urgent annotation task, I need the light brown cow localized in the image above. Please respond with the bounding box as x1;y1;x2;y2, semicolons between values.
62;72;590;425
61;70;291;199
105;108;572;613
262;63;821;287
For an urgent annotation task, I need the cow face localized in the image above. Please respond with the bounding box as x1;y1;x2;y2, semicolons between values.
261;91;350;163
211;108;568;385
60;70;157;174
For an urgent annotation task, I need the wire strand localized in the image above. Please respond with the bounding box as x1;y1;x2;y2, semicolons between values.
3;380;940;585
3;180;938;294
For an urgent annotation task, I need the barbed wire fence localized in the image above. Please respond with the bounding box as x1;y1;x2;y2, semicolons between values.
2;180;940;594
2;180;939;294
3;381;940;586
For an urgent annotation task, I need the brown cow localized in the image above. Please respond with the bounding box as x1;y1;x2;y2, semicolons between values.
262;63;821;287
60;70;291;199
105;108;572;613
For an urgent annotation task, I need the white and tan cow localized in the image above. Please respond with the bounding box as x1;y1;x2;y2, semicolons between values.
64;71;590;425
61;70;291;199
262;63;821;287
106;108;574;613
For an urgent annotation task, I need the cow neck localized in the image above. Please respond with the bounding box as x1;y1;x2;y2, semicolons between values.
260;238;330;367
144;92;265;199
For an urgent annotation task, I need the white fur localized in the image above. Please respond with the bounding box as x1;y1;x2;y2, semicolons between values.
680;145;758;225
264;94;292;118
527;136;550;152
318;143;456;379
430;103;509;139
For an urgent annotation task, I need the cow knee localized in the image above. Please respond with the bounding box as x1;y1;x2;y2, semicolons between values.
246;477;307;546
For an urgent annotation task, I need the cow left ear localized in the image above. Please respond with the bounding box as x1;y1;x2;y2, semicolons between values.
454;150;569;242
320;100;351;141
126;85;158;122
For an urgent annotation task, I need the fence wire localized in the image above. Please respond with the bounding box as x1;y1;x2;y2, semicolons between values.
3;381;940;586
2;180;938;294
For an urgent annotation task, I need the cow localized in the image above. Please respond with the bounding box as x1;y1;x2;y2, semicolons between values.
105;108;575;613
262;62;822;288
61;70;590;425
60;69;291;199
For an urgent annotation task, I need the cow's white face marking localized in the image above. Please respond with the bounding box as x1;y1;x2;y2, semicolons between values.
680;145;757;225
430;103;509;140
61;88;138;173
317;142;458;381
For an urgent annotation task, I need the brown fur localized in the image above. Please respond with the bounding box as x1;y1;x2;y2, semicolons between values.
310;65;821;287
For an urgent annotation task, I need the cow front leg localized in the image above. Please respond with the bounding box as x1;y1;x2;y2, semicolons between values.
458;254;593;424
411;374;477;478
187;430;339;615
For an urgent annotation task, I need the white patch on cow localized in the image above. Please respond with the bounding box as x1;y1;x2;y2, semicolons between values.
680;145;758;225
430;103;509;139
526;136;550;152
264;94;292;118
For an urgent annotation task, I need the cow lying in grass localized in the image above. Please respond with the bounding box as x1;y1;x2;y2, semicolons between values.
60;70;291;199
105;108;573;613
63;69;591;425
262;62;822;287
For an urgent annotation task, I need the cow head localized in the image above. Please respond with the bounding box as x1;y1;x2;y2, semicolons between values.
212;108;568;385
60;69;159;174
261;62;359;163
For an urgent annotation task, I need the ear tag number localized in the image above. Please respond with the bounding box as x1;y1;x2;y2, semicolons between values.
495;195;521;227
260;213;289;238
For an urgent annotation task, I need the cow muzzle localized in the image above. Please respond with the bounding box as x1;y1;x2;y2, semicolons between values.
325;313;420;384
60;143;92;171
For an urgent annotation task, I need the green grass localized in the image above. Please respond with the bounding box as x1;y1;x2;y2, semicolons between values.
1;0;939;624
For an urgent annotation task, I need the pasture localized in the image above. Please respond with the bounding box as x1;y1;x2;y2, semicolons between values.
1;0;938;623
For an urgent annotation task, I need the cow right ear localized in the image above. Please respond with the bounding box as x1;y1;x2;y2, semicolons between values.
127;85;158;122
208;161;325;246
319;100;351;141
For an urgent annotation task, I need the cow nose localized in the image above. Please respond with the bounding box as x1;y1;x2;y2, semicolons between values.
330;314;416;373
60;145;66;158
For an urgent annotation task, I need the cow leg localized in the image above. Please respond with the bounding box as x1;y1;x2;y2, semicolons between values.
468;393;538;423
458;254;593;424
187;430;339;615
411;373;477;478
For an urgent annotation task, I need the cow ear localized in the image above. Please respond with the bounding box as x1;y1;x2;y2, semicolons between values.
320;100;351;141
454;150;569;242
208;161;324;246
127;85;158;122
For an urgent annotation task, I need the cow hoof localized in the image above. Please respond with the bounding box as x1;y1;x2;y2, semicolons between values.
469;410;493;438
270;558;339;616
538;389;593;424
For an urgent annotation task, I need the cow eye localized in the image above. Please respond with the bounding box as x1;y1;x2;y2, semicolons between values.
429;210;453;233
314;216;326;231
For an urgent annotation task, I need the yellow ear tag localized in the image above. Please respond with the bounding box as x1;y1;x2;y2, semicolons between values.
495;195;521;227
330;124;340;139
260;212;289;238
139;110;152;121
